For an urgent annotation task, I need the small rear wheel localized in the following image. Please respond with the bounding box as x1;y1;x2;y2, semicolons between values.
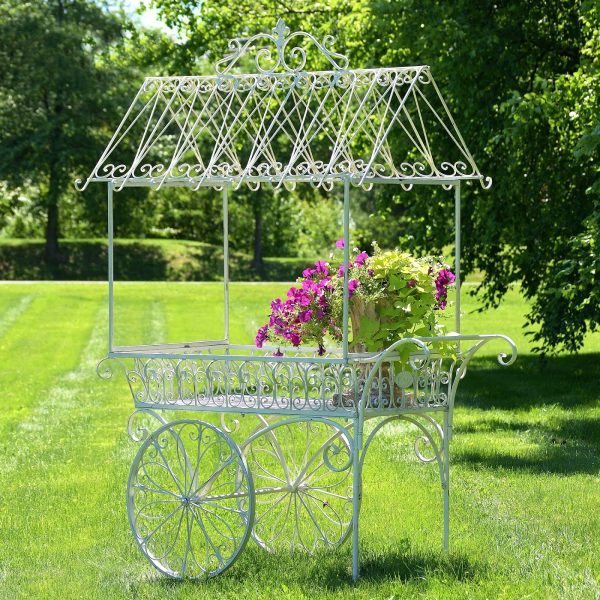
127;419;254;579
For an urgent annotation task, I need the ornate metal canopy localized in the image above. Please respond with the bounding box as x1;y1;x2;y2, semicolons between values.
76;19;490;192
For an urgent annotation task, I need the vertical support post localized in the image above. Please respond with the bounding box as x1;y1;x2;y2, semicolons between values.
454;182;461;333
352;416;362;581
443;411;450;552
342;177;350;360
107;182;114;353
223;186;230;342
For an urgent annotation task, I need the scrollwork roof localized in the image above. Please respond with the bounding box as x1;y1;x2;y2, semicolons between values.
76;20;489;192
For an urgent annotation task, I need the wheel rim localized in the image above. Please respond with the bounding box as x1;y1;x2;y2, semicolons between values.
244;419;353;553
127;419;254;579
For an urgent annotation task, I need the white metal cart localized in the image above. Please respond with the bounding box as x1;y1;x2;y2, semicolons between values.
76;19;516;581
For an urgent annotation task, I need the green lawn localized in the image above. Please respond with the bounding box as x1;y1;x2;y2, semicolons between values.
0;282;599;599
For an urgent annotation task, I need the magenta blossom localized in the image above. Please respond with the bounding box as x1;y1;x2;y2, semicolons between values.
273;349;283;357
314;261;329;275
335;239;345;249
298;309;313;323
436;269;455;287
255;325;269;348
354;251;369;266
348;279;359;297
407;279;417;288
435;268;455;310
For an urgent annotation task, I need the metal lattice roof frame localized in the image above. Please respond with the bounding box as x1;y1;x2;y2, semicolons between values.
75;19;491;192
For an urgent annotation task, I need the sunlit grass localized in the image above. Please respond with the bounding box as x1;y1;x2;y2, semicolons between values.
0;282;598;599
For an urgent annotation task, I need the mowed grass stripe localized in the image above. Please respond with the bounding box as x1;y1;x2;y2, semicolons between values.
0;294;34;339
0;288;102;439
0;297;164;598
0;307;107;474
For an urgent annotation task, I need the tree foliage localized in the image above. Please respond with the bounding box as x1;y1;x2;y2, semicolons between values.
0;0;597;354
0;0;148;259
147;0;599;354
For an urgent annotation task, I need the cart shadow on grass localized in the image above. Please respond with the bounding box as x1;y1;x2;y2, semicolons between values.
142;544;481;592
454;353;600;475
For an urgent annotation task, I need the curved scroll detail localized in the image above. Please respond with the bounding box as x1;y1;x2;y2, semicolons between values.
96;356;125;380
127;408;169;443
215;19;350;75
361;413;446;486
220;412;241;435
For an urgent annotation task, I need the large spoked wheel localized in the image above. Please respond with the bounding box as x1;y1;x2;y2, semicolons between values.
243;418;353;553
127;419;254;579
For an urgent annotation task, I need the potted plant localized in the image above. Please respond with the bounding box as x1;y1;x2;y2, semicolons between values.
254;241;456;404
255;241;455;352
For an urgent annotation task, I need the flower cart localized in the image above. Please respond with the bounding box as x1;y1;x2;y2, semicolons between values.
76;19;516;581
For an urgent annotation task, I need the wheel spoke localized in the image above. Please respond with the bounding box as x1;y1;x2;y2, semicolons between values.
244;419;353;553
189;505;226;567
151;439;185;495
140;503;183;546
133;483;179;499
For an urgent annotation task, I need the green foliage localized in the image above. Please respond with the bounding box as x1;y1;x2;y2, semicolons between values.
0;0;598;353
348;247;455;359
148;0;599;354
0;0;175;256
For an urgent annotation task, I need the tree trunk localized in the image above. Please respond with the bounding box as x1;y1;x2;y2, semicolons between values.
252;201;264;276
44;0;64;264
45;163;61;262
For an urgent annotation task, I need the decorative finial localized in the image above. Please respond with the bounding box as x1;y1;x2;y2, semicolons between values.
273;18;289;44
215;17;350;74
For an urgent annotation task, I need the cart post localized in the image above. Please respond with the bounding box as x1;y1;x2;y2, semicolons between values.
454;182;461;334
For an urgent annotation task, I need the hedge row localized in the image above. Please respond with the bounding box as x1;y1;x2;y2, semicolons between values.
0;239;314;282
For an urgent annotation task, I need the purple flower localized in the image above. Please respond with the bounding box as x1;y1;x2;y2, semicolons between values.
302;279;317;292
298;309;313;323
407;279;417;288
314;261;329;276
335;239;345;249
273;349;283;357
338;262;354;277
348;279;359;297
302;267;316;278
368;268;374;277
255;325;269;348
436;269;455;287
287;287;311;306
290;331;301;347
317;276;331;289
318;343;326;356
270;298;283;312
354;251;368;266
434;269;455;310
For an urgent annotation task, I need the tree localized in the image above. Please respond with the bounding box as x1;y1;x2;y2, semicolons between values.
148;0;599;354
0;0;135;260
